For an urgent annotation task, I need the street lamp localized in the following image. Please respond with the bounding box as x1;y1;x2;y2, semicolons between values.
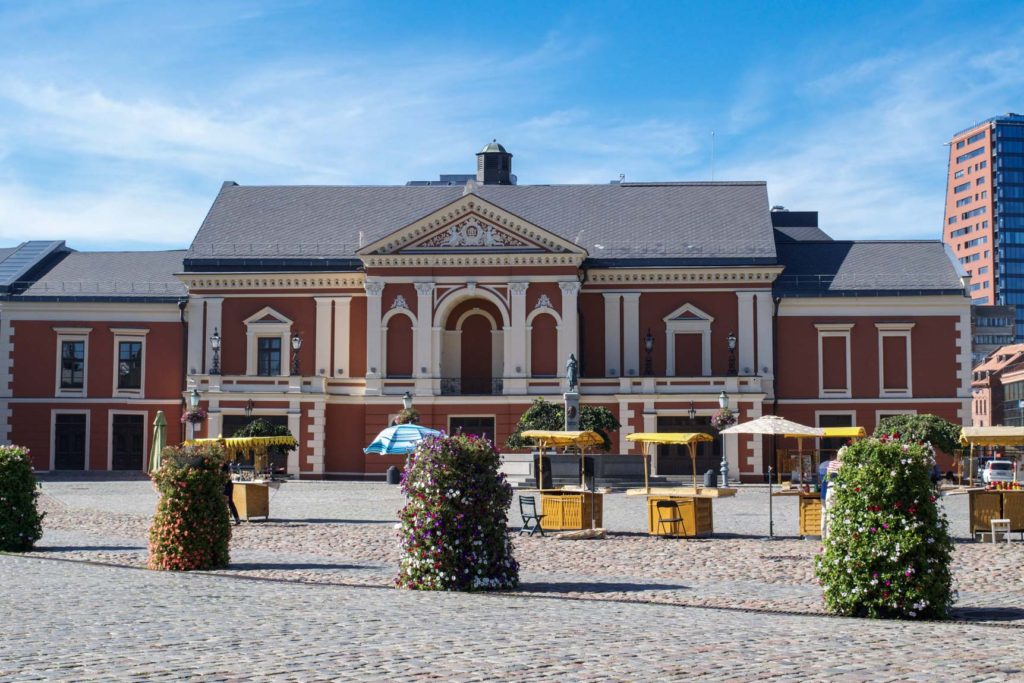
209;328;221;375
719;389;730;486
290;334;302;375
402;391;413;411
688;401;697;423
189;387;200;440
244;398;254;419
644;328;654;376
727;331;737;375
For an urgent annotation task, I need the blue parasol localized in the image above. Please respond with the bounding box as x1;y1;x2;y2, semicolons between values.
364;424;441;455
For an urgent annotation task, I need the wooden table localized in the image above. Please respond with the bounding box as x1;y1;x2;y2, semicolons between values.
646;495;714;537
232;481;270;521
539;490;603;530
969;489;1024;534
773;490;823;538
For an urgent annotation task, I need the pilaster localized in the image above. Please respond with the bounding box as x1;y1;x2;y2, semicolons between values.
186;299;205;375
622;293;641;377
333;296;351;377
314;297;333;377
505;282;529;395
364;281;384;395
736;291;755;374
414;283;435;395
603;292;621;377
755;291;774;395
203;297;223;376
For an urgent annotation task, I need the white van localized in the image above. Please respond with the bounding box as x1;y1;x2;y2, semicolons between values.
981;460;1017;484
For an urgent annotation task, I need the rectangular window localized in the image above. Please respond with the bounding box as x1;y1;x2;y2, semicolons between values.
956;197;973;207
967;131;986;144
984;281;990;289
978;266;989;274
956;140;965;149
257;337;282;376
954;182;971;193
817;324;853;398
957;147;985;163
981;190;987;199
962;207;987;219
969;282;981;292
117;341;142;390
950;226;972;237
948;216;958;225
955;170;965;179
977;176;986;185
60;341;85;389
980;160;988;169
965;236;988;248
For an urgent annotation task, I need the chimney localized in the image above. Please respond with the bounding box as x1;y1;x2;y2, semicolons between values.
476;140;513;185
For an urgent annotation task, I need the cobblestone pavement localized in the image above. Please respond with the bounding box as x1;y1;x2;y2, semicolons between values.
5;553;1024;682
6;479;1024;679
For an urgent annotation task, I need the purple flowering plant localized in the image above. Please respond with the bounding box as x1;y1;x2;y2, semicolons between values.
396;432;519;591
814;436;954;619
710;408;737;431
181;407;207;425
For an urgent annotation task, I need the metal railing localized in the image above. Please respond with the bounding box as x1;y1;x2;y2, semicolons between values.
440;378;504;396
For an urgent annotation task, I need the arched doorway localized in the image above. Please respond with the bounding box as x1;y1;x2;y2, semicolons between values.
440;297;505;395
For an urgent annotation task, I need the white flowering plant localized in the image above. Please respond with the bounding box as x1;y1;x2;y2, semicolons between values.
0;445;44;552
396;432;519;592
814;435;955;619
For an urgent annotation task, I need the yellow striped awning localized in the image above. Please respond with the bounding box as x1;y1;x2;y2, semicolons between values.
520;430;604;449
959;426;1024;447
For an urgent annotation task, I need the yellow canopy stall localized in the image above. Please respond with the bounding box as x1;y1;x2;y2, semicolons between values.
959;427;1024;485
520;430;604;490
821;426;867;440
185;435;297;473
626;432;715;492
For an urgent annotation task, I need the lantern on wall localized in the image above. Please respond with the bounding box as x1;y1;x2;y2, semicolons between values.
290;334;302;375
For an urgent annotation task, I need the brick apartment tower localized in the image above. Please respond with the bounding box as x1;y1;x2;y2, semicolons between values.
943;113;1024;341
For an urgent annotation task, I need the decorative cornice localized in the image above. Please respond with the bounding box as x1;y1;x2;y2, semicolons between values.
509;282;529;296
182;273;364;291
364;281;385;296
414;282;435;296
559;281;582;296
362;252;586;268
586;267;783;284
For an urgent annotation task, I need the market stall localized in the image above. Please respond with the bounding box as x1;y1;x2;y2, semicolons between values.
185;435;296;521
624;432;732;538
958;427;1024;536
520;430;605;531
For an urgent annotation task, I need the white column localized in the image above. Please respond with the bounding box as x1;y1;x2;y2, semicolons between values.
755;291;774;391
414;283;435;395
622;293;641;377
314;297;333;377
643;402;658;475
558;282;581;383
603;293;621;377
333;296;351;377
186;299;205;375
506;282;529;395
736;291;755;375
203;298;223;379
287;401;301;474
364;281;384;394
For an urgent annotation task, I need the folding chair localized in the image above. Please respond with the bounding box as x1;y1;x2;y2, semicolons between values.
655;500;687;538
991;518;1012;544
519;495;546;537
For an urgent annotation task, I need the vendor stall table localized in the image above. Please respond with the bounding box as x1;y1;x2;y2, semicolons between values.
539;490;604;531
772;490;823;538
969;489;1024;535
646;495;713;537
520;430;606;532
232;482;270;521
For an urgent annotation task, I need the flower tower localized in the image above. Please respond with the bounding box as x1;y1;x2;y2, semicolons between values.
148;442;231;571
396;432;519;591
0;445;44;552
814;436;955;619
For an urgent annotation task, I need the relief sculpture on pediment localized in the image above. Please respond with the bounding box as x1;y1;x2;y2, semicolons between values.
414;217;530;250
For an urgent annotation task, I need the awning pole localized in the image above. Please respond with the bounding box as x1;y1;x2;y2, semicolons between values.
643;442;650;493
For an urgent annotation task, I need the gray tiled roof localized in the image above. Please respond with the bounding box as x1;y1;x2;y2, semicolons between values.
774;241;966;296
186;181;777;266
773;226;833;243
17;251;187;299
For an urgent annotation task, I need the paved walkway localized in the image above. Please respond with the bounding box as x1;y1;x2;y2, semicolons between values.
5;479;1024;680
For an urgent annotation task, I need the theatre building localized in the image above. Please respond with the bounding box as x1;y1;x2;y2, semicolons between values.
1;143;973;479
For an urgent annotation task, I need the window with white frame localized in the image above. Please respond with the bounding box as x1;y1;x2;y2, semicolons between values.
243;307;293;376
815;323;853;398
663;303;714;377
112;328;149;396
876;323;914;397
55;327;91;396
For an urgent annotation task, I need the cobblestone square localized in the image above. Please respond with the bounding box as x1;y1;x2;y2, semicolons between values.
5;479;1024;681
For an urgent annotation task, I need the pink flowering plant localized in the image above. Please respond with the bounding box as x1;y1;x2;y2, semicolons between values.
148;442;231;571
710;408;737;431
180;407;207;425
0;445;44;552
396;432;519;591
814;435;954;619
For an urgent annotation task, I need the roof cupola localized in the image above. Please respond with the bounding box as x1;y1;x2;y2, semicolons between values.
476;139;514;185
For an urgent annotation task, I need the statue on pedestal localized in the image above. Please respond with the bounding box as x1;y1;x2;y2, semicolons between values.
566;353;579;393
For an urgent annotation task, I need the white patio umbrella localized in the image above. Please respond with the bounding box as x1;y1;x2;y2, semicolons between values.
719;415;824;537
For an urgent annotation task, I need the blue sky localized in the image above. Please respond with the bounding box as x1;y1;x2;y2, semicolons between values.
1;0;1023;250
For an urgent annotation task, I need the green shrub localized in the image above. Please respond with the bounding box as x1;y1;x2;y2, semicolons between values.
815;436;955;619
148;443;231;571
396;432;519;591
873;414;961;457
0;445;44;552
505;398;621;451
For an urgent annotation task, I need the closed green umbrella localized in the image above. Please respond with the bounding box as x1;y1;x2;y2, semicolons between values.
149;410;167;474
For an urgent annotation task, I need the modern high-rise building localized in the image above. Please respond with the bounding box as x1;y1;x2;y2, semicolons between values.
943;113;1024;338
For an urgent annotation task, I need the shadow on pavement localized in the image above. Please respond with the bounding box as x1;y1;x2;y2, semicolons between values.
519;581;689;594
39;545;145;552
37;472;150;482
954;606;1024;622
226;561;378;572
267;518;398;525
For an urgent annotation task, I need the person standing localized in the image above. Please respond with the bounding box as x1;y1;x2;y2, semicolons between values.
820;447;845;540
222;461;241;525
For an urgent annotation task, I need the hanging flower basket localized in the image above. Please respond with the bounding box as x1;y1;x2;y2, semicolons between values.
711;408;737;431
181;407;207;425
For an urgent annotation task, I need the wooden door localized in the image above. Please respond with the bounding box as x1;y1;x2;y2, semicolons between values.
111;414;145;470
54;414;87;470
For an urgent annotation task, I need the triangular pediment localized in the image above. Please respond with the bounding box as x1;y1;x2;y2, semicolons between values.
357;194;587;258
664;303;714;323
243;306;292;326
